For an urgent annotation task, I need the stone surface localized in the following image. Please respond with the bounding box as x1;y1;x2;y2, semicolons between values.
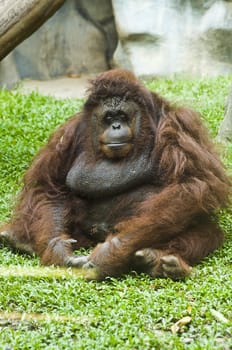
218;83;232;142
112;0;232;77
1;0;232;88
0;53;19;88
21;75;95;99
0;0;65;60
13;0;108;79
0;0;117;87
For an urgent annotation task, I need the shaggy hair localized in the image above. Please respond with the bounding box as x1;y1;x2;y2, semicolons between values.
1;69;231;280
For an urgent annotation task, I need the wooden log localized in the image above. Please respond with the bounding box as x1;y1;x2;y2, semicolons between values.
0;0;65;60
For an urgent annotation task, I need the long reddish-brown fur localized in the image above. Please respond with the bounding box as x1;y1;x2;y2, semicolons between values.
2;69;231;279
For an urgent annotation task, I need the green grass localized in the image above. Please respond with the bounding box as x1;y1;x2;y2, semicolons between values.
0;76;232;349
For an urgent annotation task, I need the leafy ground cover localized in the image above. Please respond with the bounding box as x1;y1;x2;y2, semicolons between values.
0;76;231;349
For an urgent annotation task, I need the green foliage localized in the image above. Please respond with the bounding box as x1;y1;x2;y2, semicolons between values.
0;90;83;219
0;77;232;349
147;75;231;135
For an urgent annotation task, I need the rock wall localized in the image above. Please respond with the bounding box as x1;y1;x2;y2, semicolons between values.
1;0;232;87
0;0;117;87
112;0;232;77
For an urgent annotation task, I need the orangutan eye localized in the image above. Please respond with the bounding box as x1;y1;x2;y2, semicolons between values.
104;112;113;124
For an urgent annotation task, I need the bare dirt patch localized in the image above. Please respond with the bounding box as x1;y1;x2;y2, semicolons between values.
21;74;96;99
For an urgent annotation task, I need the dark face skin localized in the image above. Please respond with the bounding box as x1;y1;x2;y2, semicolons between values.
66;96;155;199
91;97;141;159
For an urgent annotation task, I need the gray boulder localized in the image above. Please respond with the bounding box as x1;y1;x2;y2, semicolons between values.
0;0;117;86
1;0;232;87
112;0;232;76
